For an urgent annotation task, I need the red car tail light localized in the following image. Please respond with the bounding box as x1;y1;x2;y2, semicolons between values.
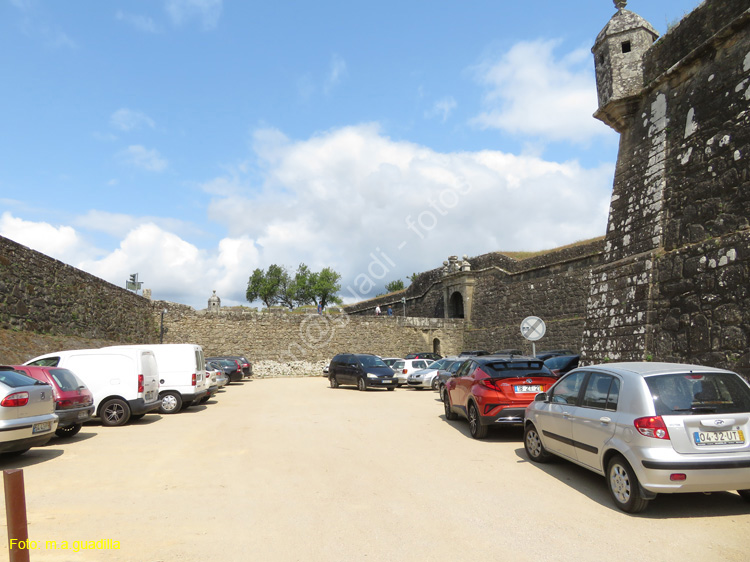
634;416;671;440
403;368;408;374
2;392;29;407
478;378;503;390
138;374;144;394
192;373;196;386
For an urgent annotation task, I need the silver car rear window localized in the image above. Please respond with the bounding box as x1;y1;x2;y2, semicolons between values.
646;373;750;415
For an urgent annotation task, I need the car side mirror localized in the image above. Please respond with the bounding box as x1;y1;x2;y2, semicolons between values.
534;392;548;402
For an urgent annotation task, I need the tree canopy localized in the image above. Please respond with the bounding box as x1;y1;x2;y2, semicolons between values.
246;263;342;310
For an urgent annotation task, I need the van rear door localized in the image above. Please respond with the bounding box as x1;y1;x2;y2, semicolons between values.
140;351;160;404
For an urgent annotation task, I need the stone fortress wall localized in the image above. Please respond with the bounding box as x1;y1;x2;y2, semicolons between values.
1;1;748;378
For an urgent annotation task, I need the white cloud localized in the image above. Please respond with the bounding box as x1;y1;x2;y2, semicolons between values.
206;124;614;302
116;11;160;33
0;212;101;265
165;0;222;30
72;210;194;240
324;54;347;93
118;145;168;172
110;108;156;132
471;39;612;143
425;96;457;122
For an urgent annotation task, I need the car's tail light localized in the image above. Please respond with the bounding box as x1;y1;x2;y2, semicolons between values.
138;374;144;394
670;473;687;481
192;373;196;386
634;416;670;439
478;378;503;390
2;392;29;407
403;368;408;374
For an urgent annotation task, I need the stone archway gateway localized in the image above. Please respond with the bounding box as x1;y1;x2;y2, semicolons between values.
448;291;464;319
433;337;441;355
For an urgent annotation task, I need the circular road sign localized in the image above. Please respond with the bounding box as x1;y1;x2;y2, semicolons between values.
520;316;546;341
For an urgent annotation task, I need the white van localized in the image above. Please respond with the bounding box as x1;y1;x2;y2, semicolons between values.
24;348;161;427
108;344;208;414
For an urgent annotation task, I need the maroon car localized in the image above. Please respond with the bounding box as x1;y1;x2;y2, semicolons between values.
10;365;95;437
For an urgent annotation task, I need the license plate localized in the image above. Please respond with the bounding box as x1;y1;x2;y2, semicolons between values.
694;430;745;445
382;379;392;383
32;421;51;434
515;385;543;393
77;410;89;419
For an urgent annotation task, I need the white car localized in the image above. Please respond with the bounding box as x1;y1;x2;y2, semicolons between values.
392;359;433;387
406;356;460;390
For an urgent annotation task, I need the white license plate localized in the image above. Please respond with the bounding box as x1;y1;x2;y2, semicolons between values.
694;430;745;445
77;410;89;419
514;385;543;393
382;379;393;383
32;421;51;434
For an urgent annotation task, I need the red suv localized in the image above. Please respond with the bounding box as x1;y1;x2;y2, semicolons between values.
10;365;95;438
443;355;557;439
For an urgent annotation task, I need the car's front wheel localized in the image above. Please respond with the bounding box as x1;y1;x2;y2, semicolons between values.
607;455;650;513
524;423;551;463
431;378;439;390
100;398;131;427
357;378;367;391
468;402;488;439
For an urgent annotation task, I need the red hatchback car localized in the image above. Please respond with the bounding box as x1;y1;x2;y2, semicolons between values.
443;355;557;439
10;365;95;438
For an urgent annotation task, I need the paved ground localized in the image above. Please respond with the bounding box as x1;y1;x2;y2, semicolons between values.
1;378;749;562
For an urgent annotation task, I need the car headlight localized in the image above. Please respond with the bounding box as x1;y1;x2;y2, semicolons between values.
367;373;378;379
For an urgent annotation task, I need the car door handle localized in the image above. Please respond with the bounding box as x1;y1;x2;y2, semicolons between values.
600;417;612;424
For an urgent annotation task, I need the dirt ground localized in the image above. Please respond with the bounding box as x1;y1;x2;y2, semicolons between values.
1;377;749;562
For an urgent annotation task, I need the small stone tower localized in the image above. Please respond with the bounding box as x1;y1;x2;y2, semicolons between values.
208;290;221;312
592;0;658;132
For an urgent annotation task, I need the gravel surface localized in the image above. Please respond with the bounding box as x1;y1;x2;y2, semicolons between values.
1;378;749;561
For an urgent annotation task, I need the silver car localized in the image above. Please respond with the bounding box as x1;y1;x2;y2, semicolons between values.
524;362;750;513
0;368;59;456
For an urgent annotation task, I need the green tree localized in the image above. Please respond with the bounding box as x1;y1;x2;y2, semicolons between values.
385;279;405;293
310;267;342;310
408;272;419;284
291;263;315;307
246;264;286;308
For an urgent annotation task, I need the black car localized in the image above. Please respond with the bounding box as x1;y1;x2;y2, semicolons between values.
492;349;524;356
328;354;396;391
543;354;580;377
458;350;490;357
405;352;442;361
208;359;243;383
535;349;577;361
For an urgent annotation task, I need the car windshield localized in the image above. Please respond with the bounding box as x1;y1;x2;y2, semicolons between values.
49;368;85;391
358;355;388;368
430;359;448;370
646;372;750;415
481;360;548;379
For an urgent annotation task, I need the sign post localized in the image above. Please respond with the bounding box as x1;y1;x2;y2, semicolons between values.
520;316;546;357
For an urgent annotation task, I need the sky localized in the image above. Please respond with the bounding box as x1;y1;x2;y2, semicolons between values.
1;0;703;309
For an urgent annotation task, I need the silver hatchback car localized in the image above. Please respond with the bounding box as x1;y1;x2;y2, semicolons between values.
524;362;750;513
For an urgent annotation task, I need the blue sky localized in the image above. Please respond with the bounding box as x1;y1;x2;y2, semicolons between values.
1;0;702;309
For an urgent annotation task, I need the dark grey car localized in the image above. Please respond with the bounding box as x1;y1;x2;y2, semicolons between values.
328;354;396;391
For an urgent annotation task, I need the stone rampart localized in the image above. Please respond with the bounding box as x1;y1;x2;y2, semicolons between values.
0;235;157;343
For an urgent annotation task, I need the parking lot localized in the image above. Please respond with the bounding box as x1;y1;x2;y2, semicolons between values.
2;377;749;562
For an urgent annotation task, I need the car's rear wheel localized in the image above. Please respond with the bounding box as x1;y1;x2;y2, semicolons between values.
524;423;551;463
357;378;367;391
55;424;82;438
329;376;339;388
468;402;488;439
737;490;750;502
607;455;650;513
100;398;131;427
159;391;183;414
443;392;458;420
